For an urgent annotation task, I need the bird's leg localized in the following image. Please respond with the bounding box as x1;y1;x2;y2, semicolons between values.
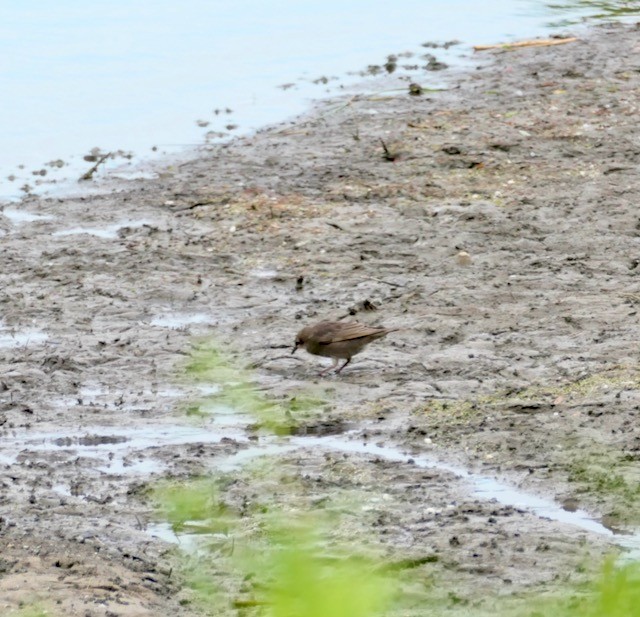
334;358;351;374
319;358;339;376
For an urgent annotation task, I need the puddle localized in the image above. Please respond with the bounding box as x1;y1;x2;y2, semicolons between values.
78;386;106;398
15;425;245;454
248;268;280;279
160;431;640;560
51;483;73;498
150;313;211;329
157;387;186;398
0;453;15;466
4;424;247;475
96;457;165;476
198;400;253;428
2;207;54;224
17;410;632;558
215;440;299;473
52;219;151;239
290;435;640;560
146;522;211;554
54;227;121;239
196;384;222;396
0;323;48;348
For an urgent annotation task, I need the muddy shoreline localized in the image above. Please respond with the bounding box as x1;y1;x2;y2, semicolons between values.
2;21;640;616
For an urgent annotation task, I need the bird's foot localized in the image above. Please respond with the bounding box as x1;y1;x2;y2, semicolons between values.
334;358;351;375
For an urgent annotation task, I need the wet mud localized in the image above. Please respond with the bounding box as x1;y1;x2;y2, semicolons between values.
2;21;640;616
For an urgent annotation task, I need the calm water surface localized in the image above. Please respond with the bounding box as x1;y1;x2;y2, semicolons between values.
0;0;636;198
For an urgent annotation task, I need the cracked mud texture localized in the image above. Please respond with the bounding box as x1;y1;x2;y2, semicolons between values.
2;20;640;616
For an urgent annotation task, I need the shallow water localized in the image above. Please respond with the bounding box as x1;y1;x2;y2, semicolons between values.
5;403;639;557
3;1;637;200
0;322;48;348
2;208;55;224
146;521;213;555
293;434;640;559
144;425;640;559
2;424;246;475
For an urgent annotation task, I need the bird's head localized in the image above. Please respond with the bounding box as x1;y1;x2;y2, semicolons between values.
291;327;310;354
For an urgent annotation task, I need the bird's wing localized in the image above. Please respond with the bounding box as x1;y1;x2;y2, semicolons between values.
314;321;387;344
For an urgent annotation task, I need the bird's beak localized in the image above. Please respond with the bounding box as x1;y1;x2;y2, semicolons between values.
292;342;299;355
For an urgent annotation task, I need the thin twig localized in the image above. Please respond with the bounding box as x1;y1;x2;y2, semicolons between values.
326;221;346;231
364;276;407;288
173;200;218;212
474;37;577;51
379;138;397;161
78;152;111;182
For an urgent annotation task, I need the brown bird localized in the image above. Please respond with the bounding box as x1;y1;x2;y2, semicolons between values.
292;320;399;375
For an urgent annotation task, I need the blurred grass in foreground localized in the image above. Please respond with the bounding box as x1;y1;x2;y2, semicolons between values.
243;520;394;617
166;341;640;616
153;478;395;616
590;560;640;617
10;606;52;617
153;475;640;617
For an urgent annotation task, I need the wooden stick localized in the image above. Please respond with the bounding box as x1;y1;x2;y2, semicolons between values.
364;276;406;288
79;152;111;181
474;37;577;51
